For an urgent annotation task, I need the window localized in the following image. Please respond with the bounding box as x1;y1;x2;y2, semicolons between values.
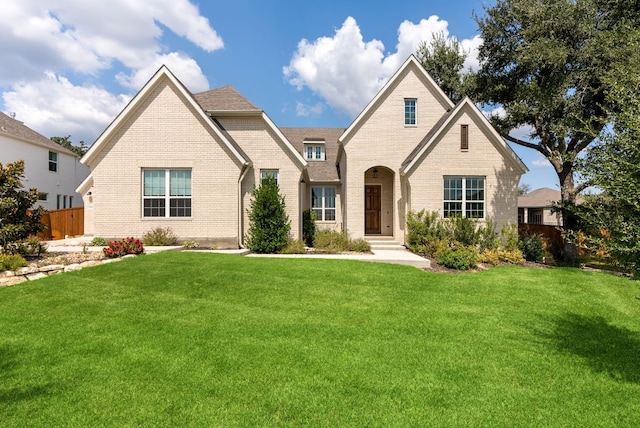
37;192;48;201
404;99;416;125
443;177;485;219
143;169;192;217
63;195;68;209
304;144;325;161
460;124;469;150
56;194;61;210
260;169;279;183
311;186;336;221
49;151;58;172
69;196;73;208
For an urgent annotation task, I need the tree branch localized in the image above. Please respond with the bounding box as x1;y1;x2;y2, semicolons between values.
501;134;544;154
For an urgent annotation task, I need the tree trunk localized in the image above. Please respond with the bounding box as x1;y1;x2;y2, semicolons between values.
558;166;579;263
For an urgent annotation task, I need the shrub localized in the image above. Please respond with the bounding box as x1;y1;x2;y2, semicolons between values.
142;227;177;246
302;209;317;247
314;230;350;253
501;223;519;251
477;219;500;251
498;249;525;264
279;239;306;254
90;237;108;246
450;216;479;246
0;254;28;271
182;240;199;249
478;249;501;265
348;238;371;253
4;238;47;257
520;233;545;262
245;176;291;253
406;210;449;250
103;238;144;258
436;243;478;270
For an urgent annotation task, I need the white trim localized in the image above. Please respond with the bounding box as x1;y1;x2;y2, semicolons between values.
75;174;93;194
339;55;454;144
401;97;528;175
261;112;308;168
82;65;249;168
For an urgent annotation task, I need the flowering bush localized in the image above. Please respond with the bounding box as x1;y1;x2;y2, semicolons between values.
103;238;144;258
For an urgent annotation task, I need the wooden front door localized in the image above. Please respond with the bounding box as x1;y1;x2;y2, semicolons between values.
365;185;381;234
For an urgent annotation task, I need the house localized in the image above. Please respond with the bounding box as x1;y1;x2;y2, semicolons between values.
1;112;90;211
518;187;565;226
78;56;528;247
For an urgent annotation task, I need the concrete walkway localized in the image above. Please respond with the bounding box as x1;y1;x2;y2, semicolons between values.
45;237;431;269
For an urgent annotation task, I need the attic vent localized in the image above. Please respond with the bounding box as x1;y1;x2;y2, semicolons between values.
460;124;469;150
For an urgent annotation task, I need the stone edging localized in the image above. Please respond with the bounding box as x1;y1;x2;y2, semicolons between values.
0;254;138;287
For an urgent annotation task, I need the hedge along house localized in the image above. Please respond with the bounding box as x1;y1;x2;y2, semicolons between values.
77;56;527;247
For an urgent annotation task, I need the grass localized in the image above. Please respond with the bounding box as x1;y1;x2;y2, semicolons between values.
1;252;640;426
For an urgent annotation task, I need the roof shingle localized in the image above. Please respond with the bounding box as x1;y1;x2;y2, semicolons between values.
0;112;78;157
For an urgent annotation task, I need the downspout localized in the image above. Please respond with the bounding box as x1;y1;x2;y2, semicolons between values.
238;163;252;248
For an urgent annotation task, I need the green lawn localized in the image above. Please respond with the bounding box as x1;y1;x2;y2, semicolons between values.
1;252;639;427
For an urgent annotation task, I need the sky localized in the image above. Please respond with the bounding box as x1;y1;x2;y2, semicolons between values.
0;0;559;190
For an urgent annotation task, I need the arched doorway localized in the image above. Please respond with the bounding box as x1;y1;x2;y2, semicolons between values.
364;166;394;236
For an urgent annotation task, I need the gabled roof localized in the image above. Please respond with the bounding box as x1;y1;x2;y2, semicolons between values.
401;96;528;175
0;112;78;157
339;55;455;144
81;66;250;167
518;187;561;208
194;85;260;112
281;128;345;182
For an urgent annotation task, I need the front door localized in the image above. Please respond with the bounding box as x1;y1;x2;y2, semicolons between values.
365;185;381;234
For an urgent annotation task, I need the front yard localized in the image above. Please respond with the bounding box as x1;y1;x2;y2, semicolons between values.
1;252;639;426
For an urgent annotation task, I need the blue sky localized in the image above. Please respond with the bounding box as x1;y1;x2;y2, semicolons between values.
0;0;558;190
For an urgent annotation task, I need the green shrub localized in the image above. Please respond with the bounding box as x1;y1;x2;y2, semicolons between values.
0;254;28;271
314;230;350;253
302;209;317;247
348;238;371;253
436;243;478;270
90;237;108;246
245;176;291;253
280;239;306;254
478;219;500;251
450;216;479;246
520;233;545;262
4;238;47;257
406;210;449;250
103;238;144;258
478;249;501;265
501;223;520;251
142;227;177;246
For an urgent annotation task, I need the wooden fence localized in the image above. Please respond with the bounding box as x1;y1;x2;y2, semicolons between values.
37;207;84;240
518;223;591;257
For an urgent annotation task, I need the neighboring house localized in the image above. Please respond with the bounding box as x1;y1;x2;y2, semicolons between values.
78;56;528;247
1;112;90;211
518;187;563;226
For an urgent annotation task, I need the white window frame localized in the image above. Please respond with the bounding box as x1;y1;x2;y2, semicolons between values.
142;169;192;218
443;176;485;219
304;144;325;161
260;169;279;184
49;151;58;172
404;98;417;126
311;186;336;222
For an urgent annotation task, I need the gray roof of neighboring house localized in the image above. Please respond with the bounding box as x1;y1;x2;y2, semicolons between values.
518;187;561;208
281;127;345;182
0;112;78;157
193;85;261;112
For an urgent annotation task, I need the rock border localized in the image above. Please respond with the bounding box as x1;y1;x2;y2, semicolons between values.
0;254;137;287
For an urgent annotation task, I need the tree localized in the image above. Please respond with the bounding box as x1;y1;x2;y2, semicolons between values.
472;0;638;258
416;32;470;103
0;160;46;252
245;176;290;253
50;135;88;157
518;183;531;196
564;27;640;277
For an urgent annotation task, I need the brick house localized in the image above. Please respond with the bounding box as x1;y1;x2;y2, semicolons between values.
78;56;527;247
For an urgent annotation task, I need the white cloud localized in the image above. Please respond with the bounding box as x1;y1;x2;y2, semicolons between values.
0;0;221;144
3;72;130;144
295;102;325;117
531;155;552;168
284;16;480;117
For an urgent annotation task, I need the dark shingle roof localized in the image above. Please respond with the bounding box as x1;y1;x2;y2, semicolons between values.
281;127;345;182
193;85;261;112
518;187;561;208
0;112;78;157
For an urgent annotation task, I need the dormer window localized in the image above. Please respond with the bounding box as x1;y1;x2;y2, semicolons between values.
304;141;325;161
404;99;416;125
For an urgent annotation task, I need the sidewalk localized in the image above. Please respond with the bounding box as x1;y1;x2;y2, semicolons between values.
45;237;431;269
